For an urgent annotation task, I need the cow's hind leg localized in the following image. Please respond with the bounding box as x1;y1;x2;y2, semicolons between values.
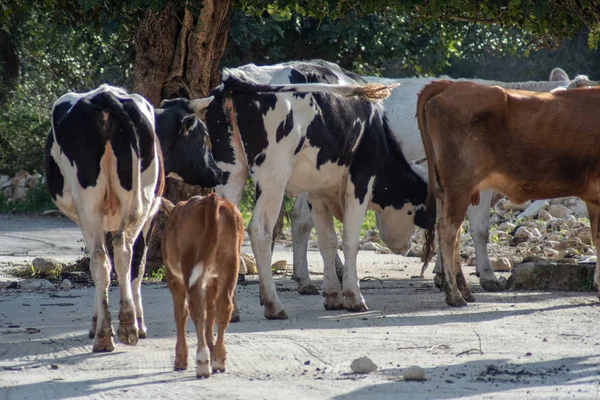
454;229;474;302
340;178;372;312
291;193;319;295
248;183;289;320
467;190;506;291
585;202;600;298
212;262;236;373
80;221;114;352
439;194;470;307
112;232;139;345
166;265;189;371
308;197;343;310
189;279;211;378
130;221;152;338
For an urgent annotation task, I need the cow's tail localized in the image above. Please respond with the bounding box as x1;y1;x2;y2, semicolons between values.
90;91;143;221
88;91;130;143
222;69;398;101
416;80;451;272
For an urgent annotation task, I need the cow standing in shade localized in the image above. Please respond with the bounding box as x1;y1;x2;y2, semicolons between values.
204;72;428;319
45;84;221;352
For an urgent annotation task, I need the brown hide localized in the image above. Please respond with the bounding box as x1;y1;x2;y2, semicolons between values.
417;81;600;306
161;193;244;377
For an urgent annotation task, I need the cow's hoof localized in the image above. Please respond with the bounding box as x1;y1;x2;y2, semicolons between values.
137;318;147;339
480;279;505;292
324;302;344;311
323;292;344;310
298;283;320;296
434;274;443;290
174;356;188;371
230;309;241;323
212;359;226;373
117;325;139;346
264;302;288;320
462;293;476;303
196;362;211;379
342;291;368;312
92;332;115;353
445;294;468;307
344;301;369;312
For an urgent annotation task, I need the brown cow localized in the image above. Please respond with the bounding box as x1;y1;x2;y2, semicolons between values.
417;80;600;307
161;193;244;378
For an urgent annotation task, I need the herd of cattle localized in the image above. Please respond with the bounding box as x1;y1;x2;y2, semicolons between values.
43;59;600;377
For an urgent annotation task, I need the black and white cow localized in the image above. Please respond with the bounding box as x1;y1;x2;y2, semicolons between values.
233;61;598;297
204;72;428;319
45;84;220;352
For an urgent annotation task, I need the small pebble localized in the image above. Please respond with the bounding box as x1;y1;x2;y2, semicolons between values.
403;365;426;381
350;356;378;374
62;279;72;291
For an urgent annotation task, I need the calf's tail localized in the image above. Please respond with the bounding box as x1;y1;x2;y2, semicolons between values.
416;80;451;270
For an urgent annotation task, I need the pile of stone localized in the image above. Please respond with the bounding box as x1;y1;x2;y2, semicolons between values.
0;170;44;202
407;196;595;273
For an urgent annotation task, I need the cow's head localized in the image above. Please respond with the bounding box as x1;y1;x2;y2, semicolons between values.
371;140;428;255
155;97;223;188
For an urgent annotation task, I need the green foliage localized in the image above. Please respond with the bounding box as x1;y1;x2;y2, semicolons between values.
147;265;166;281
0;181;54;213
0;11;133;175
225;10;600;80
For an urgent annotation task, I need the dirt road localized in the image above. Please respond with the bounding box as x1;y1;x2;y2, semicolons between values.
1;214;600;399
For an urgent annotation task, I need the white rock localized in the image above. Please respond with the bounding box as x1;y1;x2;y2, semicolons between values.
360;242;381;251
579;256;597;263
565;215;578;229
492;257;512;272
0;175;9;185
537;210;553;221
517;200;549;219
309;240;319;249
498;222;516;232
376;246;392;254
14;186;29;200
20;279;54;291
544;248;560;259
350;356;378;374
62;279;72;291
564;198;588;216
32;257;62;274
515;226;534;241
547;204;573;219
516;242;529;249
403;365;426;381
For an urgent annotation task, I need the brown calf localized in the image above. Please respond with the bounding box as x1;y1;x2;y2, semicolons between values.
161;193;244;378
417;81;600;307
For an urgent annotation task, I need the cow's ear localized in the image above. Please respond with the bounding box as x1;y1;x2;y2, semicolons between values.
180;115;198;135
189;96;214;113
549;68;569;82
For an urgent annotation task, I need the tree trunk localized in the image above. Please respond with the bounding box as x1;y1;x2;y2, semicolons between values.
132;0;233;270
